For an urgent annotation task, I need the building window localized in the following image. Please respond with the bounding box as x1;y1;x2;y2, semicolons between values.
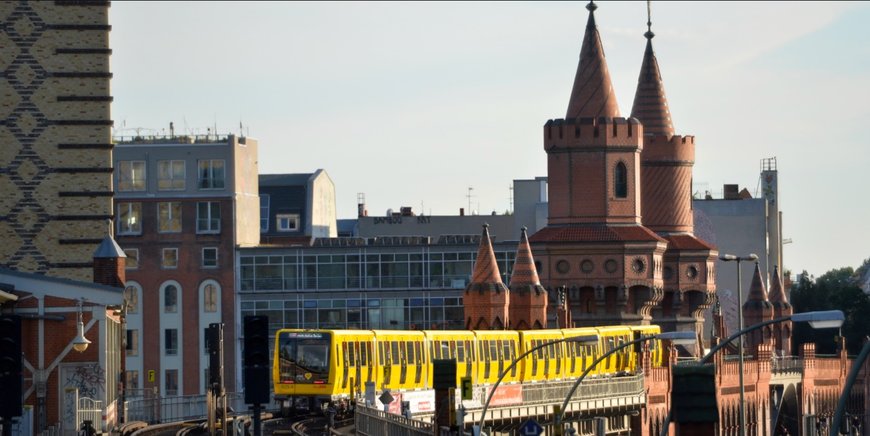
203;283;218;313
197;202;221;233
164;284;178;313
197;159;225;190
124;284;139;314
124;249;139;269
118;160;146;191
126;329;139;356
202;247;218;268
614;162;628;198
126;371;139;390
158;202;182;233
165;329;178;356
260;195;270;232
162;248;178;269
276;214;300;232
165;369;178;396
157;160;186;190
117;202;142;235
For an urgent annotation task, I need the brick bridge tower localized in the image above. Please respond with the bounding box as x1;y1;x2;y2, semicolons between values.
508;227;547;330
631;7;717;344
768;265;793;356
530;1;667;327
464;224;510;330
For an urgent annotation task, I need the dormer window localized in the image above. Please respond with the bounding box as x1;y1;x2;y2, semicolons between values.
615;162;628;198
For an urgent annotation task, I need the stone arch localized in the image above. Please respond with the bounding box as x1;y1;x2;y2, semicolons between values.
775;383;800;436
681;289;712;319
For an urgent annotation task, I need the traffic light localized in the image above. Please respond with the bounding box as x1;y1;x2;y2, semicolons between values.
206;323;223;390
243;315;270;404
0;315;22;418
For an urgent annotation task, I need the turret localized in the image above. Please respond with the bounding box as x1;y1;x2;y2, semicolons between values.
508;227;548;330
743;262;773;351
566;1;620;119
464;224;510;330
768;265;793;356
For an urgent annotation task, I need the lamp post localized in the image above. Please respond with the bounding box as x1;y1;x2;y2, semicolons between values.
556;331;696;427
830;336;870;435
72;299;91;353
719;252;757;436
659;310;844;436
475;334;598;436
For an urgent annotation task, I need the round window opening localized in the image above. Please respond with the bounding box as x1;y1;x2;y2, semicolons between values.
604;259;618;273
556;260;570;274
581;260;594;273
631;258;645;273
686;265;699;279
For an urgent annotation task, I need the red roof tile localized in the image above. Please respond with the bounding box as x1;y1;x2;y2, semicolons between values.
663;234;715;251
529;224;665;244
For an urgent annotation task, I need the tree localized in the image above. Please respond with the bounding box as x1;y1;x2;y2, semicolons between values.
790;267;870;355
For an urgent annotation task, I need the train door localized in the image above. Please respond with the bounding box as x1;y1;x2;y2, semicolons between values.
530;339;539;377
507;341;517;378
341;341;350;390
380;341;391;386
351;341;362;393
481;340;491;379
394;341;406;386
491;340;502;379
364;342;373;384
543;340;550;378
414;341;423;385
554;340;562;377
569;341;577;374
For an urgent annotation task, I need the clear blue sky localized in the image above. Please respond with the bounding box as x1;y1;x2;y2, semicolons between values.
109;2;870;278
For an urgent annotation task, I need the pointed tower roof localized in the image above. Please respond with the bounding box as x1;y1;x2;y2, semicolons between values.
468;224;508;292
565;1;620;119
630;3;674;136
768;265;791;307
509;227;541;287
93;235;126;258
744;262;772;308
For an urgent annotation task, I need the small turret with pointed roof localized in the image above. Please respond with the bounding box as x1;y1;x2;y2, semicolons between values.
768;265;793;355
744;262;774;351
630;1;674;136
508;227;548;330
565;1;620;119
464;224;510;330
92;233;126;288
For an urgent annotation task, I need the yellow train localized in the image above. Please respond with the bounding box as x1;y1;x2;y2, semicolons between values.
272;325;663;412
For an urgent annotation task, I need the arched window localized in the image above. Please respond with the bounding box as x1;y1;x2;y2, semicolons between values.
164;284;178;313
615;162;628;198
201;281;219;313
124;283;140;314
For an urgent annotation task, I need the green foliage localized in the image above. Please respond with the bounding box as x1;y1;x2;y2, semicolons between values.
790;265;870;355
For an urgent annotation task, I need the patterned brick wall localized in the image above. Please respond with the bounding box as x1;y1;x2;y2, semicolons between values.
0;1;113;281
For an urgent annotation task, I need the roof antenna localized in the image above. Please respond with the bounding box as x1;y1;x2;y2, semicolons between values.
645;0;654;40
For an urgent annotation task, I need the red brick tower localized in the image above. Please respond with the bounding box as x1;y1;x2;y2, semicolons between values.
508;227;548;330
743;262;774;351
92;234;126;288
768;265;792;356
464;224;510;330
530;1;667;327
631;10;717;341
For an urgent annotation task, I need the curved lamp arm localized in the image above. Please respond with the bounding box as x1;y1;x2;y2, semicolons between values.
831;340;870;435
700;315;790;364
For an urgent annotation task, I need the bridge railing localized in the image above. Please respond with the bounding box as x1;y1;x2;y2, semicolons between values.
771;357;803;374
520;374;645;405
355;402;434;436
124;392;247;424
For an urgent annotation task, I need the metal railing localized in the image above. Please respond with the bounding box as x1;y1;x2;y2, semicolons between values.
124;392;247;424
771;357;803;374
77;397;103;432
520;374;645;405
355;402;434;436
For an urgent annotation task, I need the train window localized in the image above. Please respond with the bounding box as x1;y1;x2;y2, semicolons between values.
342;342;349;367
406;342;414;364
490;341;499;362
431;341;438;360
350;342;358;365
456;341;465;361
415;342;423;364
555;342;562;360
364;342;372;366
379;342;385;363
441;341;451;359
391;342;400;363
466;340;473;361
502;341;511;361
448;341;456;359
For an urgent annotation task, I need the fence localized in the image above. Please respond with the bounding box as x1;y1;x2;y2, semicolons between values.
124;392;247;424
77;397;103;432
355;402;434;436
521;374;645;405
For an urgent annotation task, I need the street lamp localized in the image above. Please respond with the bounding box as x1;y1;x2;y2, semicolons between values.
556;331;696;427
475;334;599;435
659;310;844;436
719;252;757;436
72;299;91;353
831;339;870;436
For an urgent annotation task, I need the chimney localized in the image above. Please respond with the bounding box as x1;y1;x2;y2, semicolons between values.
723;184;739;200
93;235;126;288
460;208;465;216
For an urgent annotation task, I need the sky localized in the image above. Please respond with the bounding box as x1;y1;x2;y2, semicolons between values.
108;2;870;278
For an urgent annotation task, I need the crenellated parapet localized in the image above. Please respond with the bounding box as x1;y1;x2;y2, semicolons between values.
543;117;644;151
641;134;695;164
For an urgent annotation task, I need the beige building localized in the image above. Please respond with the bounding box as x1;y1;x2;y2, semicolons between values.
0;1;113;282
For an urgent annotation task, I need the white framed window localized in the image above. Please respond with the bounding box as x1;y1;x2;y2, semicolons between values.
202;282;218;313
196;202;221;233
276;213;300;232
124;248;139;269
126;329;139;356
118;160;146;191
117;202;142;235
162;248;178;269
124;283;140;314
259;194;270;232
157;160;186;191
197;159;225;189
165;330;178;356
202;247;218;268
158;202;182;233
163;283;178;313
165;369;178;396
126;370;139;390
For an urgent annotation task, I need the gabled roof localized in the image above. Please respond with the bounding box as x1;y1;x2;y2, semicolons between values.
0;267;123;304
529;224;665;244
565;1;620;119
663;234;715;251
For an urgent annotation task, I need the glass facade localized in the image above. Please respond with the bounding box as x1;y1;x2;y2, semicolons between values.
238;243;517;333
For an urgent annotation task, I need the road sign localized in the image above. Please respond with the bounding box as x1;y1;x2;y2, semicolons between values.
460;376;472;400
379;390;394;405
519;419;543;436
147;370;155;383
